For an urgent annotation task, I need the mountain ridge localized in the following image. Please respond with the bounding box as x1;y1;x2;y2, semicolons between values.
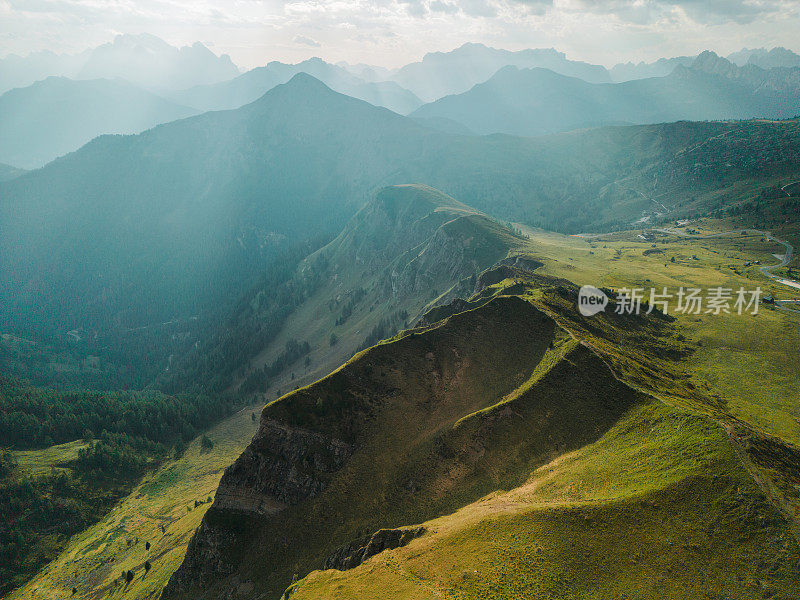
391;42;612;101
163;292;646;599
0;33;239;95
411;59;800;136
167;58;422;114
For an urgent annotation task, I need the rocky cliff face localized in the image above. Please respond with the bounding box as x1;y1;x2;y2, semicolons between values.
163;294;644;600
389;213;514;298
213;419;355;515
164;418;358;597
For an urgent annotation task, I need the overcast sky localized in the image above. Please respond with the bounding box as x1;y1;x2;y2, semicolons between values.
1;0;799;69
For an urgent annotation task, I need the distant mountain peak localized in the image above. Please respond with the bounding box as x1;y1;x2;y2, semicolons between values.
75;33;240;90
691;50;738;77
282;71;333;91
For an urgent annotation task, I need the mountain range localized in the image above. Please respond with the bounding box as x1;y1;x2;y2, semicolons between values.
609;55;695;81
386;43;612;102
3;34;800;600
411;51;800;136
0;34;239;95
3;71;799;377
167;57;422;114
728;46;800;69
3;39;800;171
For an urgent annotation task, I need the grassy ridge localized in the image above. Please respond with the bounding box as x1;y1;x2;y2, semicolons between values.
166;290;752;599
289;402;800;600
513;220;800;443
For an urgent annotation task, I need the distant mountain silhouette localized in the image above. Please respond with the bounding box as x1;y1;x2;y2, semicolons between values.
728;47;800;69
0;77;198;168
610;56;695;82
0;34;239;95
77;34;240;90
169;57;422;114
390;43;611;101
412;53;800;136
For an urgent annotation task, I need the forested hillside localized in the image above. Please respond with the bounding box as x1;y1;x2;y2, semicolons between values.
0;376;244;594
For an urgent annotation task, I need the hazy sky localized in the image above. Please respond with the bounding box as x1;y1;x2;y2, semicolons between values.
2;0;800;69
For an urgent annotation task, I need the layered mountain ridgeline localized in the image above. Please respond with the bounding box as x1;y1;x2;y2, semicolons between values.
168;184;527;394
0;77;198;169
3;73;799;389
411;52;800;137
390;43;612;102
168;58;422;114
164;281;800;600
607;47;800;83
732;47;800;70
0;34;239;95
609;55;695;82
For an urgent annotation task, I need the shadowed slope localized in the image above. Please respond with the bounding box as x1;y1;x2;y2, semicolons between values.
163;296;644;599
175;184;525;394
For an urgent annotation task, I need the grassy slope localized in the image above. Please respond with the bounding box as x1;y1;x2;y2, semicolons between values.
291;402;799;600
514;220;800;444
8;405;259;600
12;440;90;478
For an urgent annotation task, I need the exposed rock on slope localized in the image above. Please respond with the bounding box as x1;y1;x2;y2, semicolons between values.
323;527;426;571
213;419;356;514
163;294;644;599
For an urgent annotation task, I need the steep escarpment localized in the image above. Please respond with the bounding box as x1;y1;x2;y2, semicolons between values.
163;295;647;599
213;419;356;514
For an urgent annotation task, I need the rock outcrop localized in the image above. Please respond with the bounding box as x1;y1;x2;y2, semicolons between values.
214;419;355;514
323;526;426;571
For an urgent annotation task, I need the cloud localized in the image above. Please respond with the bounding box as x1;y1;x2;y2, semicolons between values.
293;34;321;47
559;0;786;26
458;0;497;17
0;0;799;70
667;0;778;25
429;0;459;13
505;0;552;15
